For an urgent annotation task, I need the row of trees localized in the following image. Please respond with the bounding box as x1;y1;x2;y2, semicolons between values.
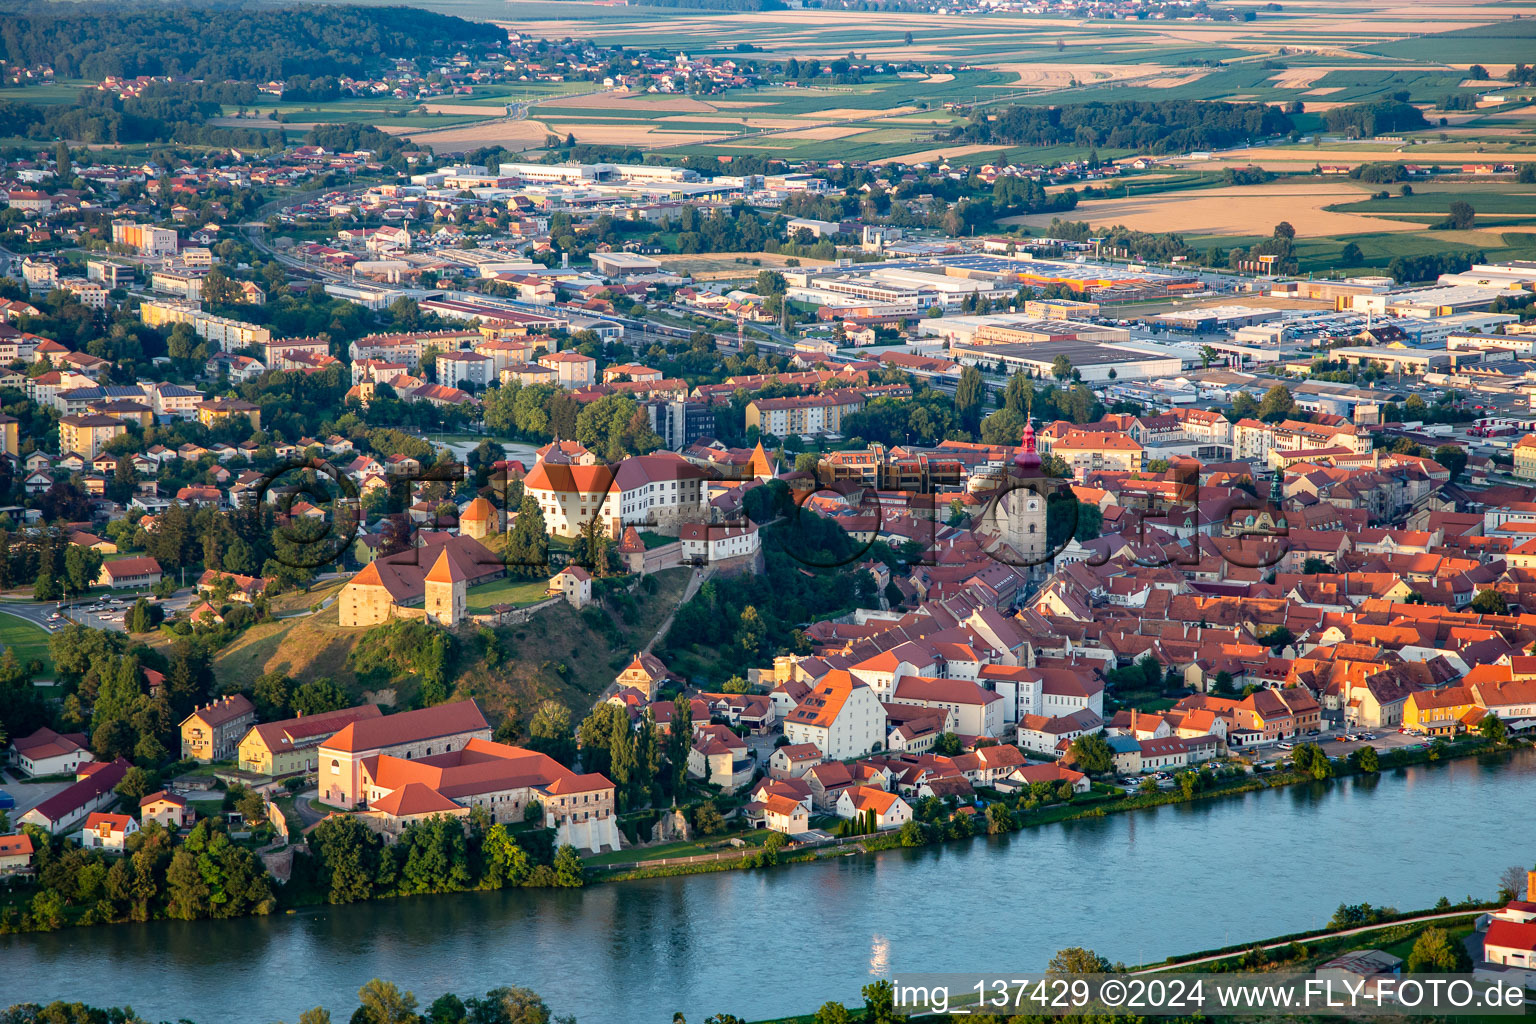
300;812;583;906
953;99;1295;153
7;820;273;933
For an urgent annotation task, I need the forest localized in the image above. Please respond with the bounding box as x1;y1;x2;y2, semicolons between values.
0;2;504;81
949;99;1295;153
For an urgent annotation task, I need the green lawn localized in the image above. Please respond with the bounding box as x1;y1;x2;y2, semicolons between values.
464;575;554;613
0;611;55;678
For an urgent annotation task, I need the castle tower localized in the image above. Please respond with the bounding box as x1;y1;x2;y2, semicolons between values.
424;548;467;626
459;496;500;540
1000;416;1048;572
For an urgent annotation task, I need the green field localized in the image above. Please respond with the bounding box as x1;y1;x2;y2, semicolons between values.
0;610;55;679
464;575;555;613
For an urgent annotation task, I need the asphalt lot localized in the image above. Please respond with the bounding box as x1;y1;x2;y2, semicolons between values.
1;779;74;817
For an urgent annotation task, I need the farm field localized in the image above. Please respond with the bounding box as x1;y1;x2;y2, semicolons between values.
1004;179;1416;238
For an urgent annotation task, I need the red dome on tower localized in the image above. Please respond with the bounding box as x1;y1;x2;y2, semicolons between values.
1013;419;1040;471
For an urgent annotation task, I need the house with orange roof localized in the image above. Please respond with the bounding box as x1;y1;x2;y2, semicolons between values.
80;812;139;852
614;651;674;701
768;743;824;779
997;761;1089;795
357;735;618;852
759;793;810;835
0;834;34;875
1402;685;1478;736
688;724;752;792
834;784;912;829
317;699;493;809
783;670;888;761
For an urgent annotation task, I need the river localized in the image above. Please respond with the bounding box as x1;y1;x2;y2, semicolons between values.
5;750;1534;1024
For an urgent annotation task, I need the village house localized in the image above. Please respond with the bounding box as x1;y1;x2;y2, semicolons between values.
140;791;194;829
180;694;258;762
79;812;140;852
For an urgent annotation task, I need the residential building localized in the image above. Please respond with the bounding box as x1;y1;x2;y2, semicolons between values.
59;413;125;459
9;727;93;777
317;699;493;809
237;704;384;776
18;758;130;833
140;791;194;829
783;670;888;761
180;694;258;762
80;812;139;852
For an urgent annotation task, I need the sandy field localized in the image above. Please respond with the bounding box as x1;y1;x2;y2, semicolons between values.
1303;87;1345;96
418;103;507;115
1269;68;1333;89
985;63;1193;89
539;122;729;145
396;118;550;149
1002;181;1419;238
871;143;1008;165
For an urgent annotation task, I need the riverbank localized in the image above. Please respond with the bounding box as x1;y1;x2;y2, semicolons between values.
588;734;1529;886
6;747;1531;1024
744;906;1497;1024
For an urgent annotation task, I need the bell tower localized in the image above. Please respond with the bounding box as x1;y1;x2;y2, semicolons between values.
999;409;1048;572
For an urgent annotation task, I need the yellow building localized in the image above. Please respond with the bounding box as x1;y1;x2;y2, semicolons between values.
237;704;383;776
0;413;17;457
59;413;126;459
1402;685;1477;736
1515;435;1536;481
198;398;261;431
1051;431;1145;477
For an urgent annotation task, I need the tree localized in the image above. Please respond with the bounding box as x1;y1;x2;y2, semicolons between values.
465;987;551;1024
813;1002;851;1024
1353;745;1379;773
1470;589;1508;615
552;843;585;887
1258;384;1295;421
63;545;104;595
1432;444;1467;482
1406;926;1470;972
1273;221;1296;240
1068;731;1114;774
356;979;419;1024
1446;200;1476;230
1048;947;1112;975
861;980;898;1024
1478;713;1508;743
505;494;550;576
115;765;156;803
1341;242;1364;264
955;365;985;431
1498;864;1530;902
1051;354;1073;382
527;700;577;766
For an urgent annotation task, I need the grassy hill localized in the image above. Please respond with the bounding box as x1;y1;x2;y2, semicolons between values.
204;567;693;728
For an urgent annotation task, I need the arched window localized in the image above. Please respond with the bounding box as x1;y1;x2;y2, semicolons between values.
330;759;340;775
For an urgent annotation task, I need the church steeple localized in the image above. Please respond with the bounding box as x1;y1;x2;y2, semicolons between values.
1013;396;1040;472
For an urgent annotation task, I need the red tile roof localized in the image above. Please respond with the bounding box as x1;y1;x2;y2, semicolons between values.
323;699;489;754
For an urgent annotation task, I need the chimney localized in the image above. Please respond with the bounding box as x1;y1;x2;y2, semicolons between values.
1130;708;1139;733
1528;870;1536;904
